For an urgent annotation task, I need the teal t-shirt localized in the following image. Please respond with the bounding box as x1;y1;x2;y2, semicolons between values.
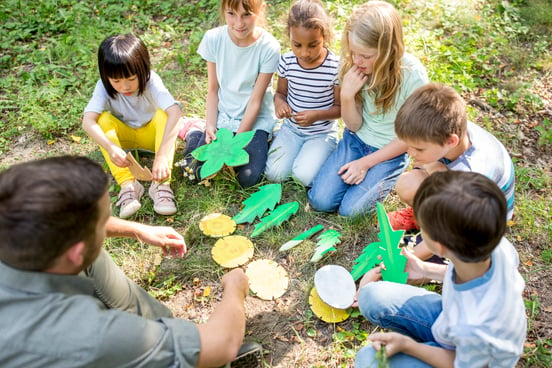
356;53;428;148
198;25;280;133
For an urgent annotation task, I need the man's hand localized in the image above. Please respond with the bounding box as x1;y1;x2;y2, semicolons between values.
134;224;186;258
221;268;249;300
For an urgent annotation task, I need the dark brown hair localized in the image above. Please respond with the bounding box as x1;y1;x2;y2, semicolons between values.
0;156;109;270
413;171;507;263
287;0;333;46
98;34;151;99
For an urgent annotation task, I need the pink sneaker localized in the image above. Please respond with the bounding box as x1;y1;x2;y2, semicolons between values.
387;207;419;231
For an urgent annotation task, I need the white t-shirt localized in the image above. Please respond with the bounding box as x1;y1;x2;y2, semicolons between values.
198;25;280;133
84;71;176;129
432;238;526;367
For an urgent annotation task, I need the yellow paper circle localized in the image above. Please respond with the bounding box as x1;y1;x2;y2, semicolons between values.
245;259;289;300
211;235;254;268
309;287;351;323
199;213;236;237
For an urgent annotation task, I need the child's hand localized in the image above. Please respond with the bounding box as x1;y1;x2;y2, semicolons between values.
205;126;217;144
402;247;427;281
351;266;382;307
152;155;171;182
338;159;368;185
369;331;414;358
275;101;292;119
342;65;368;98
293;110;317;126
110;147;130;168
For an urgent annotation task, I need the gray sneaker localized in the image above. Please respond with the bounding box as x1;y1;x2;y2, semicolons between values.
116;181;144;218
148;183;177;215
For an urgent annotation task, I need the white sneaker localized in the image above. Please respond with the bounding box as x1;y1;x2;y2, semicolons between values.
149;183;177;215
116;181;144;218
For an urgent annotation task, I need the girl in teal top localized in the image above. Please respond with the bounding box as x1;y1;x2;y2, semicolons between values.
308;1;428;217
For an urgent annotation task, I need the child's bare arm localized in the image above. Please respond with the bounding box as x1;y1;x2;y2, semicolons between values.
82;111;129;168
237;72;273;134
153;103;182;181
205;61;220;143
340;66;366;131
274;76;292;119
370;332;455;368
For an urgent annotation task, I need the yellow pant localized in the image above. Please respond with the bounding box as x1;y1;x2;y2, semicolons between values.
98;109;175;185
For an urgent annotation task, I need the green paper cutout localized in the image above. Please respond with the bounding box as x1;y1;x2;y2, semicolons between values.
279;224;324;251
250;202;299;238
191;128;255;180
232;184;282;224
350;202;408;283
310;229;342;262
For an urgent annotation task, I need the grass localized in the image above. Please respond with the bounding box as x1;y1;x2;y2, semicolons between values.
1;0;551;366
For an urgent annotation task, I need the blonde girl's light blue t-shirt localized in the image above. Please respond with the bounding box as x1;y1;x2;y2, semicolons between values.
356;52;428;149
84;71;177;129
198;25;280;133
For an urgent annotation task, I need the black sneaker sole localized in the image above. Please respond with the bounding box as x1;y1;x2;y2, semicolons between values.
230;342;262;368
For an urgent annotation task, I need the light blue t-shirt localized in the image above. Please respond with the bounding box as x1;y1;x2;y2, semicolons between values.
84;71;176;129
356;53;428;148
432;238;526;367
443;121;515;219
198;25;280;133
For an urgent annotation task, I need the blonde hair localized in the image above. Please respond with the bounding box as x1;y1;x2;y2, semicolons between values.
339;1;404;113
219;0;266;26
287;0;333;47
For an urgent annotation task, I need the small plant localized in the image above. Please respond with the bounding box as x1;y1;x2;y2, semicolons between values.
535;118;552;146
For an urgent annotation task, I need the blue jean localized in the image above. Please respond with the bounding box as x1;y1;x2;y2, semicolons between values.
184;129;269;188
264;122;337;187
355;281;444;368
307;129;408;217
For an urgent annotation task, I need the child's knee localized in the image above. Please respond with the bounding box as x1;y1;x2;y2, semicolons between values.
395;169;427;205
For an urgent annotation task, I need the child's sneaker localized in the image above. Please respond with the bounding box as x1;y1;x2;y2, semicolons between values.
116;180;144;219
148;183;177;215
387;206;419;231
225;342;262;368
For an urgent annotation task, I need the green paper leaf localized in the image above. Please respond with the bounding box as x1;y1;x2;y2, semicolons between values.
233;184;282;224
279;224;324;251
191;128;255;179
350;202;408;283
250;201;299;238
310;229;342;262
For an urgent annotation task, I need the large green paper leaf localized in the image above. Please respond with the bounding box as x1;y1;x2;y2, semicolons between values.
250;202;299;238
191;128;255;179
310;229;342;262
350;202;408;283
233;184;282;224
279;224;324;251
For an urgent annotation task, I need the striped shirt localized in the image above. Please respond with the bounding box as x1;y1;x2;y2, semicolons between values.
278;49;339;135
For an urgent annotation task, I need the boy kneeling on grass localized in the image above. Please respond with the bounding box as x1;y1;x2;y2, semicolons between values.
355;170;526;368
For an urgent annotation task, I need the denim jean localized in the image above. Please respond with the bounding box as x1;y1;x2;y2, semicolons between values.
264;122;337;187
355;281;444;368
307;129;408;217
184;129;269;188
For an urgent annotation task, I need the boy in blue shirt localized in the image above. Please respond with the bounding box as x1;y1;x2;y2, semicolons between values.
388;83;515;259
355;170;526;368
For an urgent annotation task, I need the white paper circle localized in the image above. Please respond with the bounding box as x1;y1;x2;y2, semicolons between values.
314;265;356;309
